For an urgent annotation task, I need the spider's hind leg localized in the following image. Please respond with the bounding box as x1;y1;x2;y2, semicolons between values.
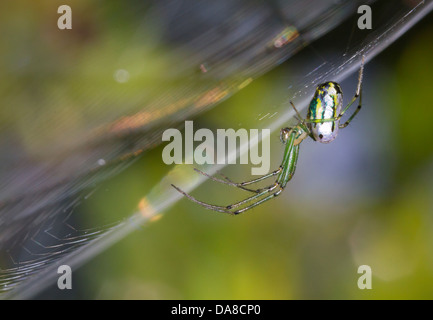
194;167;282;193
233;186;285;214
171;182;280;214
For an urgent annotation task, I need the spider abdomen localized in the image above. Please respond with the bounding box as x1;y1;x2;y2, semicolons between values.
307;81;343;144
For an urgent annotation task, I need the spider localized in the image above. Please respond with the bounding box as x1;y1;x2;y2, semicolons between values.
172;57;365;215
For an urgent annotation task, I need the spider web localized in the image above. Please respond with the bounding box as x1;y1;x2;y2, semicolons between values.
1;0;432;299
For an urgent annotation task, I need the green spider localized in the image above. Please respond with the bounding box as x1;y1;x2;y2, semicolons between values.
172;57;365;214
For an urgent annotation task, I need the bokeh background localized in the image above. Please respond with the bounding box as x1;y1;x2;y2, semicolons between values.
1;0;433;299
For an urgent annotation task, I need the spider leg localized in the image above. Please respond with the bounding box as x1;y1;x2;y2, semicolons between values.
226;183;279;209
194;167;282;193
339;86;362;128
290;101;303;122
235;168;282;186
233;143;300;214
171;183;279;214
193;168;243;188
233;186;284;214
171;184;233;214
216;172;259;193
217;169;283;193
338;55;364;128
339;56;364;128
172;124;301;214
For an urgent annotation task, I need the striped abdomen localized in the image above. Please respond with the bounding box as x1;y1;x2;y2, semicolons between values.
307;82;343;144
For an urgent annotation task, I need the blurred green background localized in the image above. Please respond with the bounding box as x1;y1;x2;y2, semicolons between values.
74;8;433;299
1;1;433;299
